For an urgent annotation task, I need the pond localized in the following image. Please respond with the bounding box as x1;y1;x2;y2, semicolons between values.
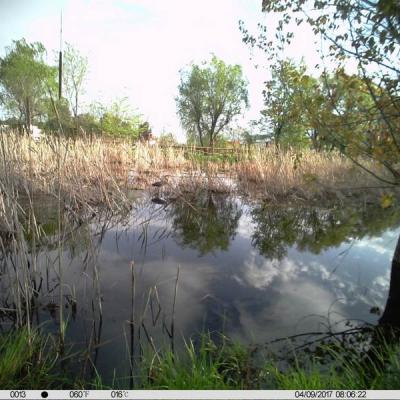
1;191;400;384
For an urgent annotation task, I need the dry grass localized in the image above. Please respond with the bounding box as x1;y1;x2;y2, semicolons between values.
0;132;389;208
0;133;134;210
133;142;188;171
129;142;383;201
234;146;375;199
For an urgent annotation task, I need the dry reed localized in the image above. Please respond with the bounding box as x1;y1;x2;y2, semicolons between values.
0;132;386;208
0;133;133;210
234;146;370;199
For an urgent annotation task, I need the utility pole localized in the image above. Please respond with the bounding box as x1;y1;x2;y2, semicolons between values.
58;11;63;100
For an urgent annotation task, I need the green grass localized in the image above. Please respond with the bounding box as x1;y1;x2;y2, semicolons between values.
0;329;61;389
140;334;257;389
186;151;239;164
138;333;400;390
1;329;400;389
265;333;400;390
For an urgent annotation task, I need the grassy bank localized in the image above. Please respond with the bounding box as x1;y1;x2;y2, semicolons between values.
0;329;64;388
1;329;399;390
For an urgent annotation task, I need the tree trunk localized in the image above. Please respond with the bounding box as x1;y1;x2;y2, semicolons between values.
275;122;283;148
75;92;78;119
196;122;204;147
379;234;400;328
361;234;400;379
210;135;215;150
75;93;79;136
209;119;217;149
25;97;31;133
311;129;320;151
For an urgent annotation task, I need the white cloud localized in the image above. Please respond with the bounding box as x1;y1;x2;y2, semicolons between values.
240;251;300;289
353;234;397;257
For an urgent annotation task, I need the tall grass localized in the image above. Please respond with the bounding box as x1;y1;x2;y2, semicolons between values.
1;328;400;390
130;142;389;201
0;132;386;206
0;132;117;355
267;338;400;390
0;133;132;210
0;328;62;389
235;146;360;196
140;334;256;390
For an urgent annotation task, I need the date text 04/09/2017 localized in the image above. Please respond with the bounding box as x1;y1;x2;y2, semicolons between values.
295;390;367;399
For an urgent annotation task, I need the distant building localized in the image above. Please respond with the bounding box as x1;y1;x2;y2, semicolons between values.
225;140;241;148
30;125;42;141
252;134;271;144
0;122;42;141
242;134;272;146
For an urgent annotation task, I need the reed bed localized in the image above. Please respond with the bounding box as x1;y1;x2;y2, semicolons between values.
0;133;136;211
133;142;188;171
234;147;366;198
130;142;382;201
0;132;124;353
0;132;388;211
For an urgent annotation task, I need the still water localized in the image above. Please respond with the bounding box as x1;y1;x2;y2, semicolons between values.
2;191;400;381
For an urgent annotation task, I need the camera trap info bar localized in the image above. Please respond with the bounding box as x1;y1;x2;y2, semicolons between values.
2;390;400;400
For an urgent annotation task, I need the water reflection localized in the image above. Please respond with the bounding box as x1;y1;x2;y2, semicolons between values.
0;192;399;383
251;204;400;259
169;192;242;255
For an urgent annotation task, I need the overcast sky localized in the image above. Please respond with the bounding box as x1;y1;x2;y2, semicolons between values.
0;0;330;141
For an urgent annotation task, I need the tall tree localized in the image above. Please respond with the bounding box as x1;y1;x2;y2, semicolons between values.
261;59;317;147
176;56;248;147
254;0;400;184
62;43;88;121
0;39;56;131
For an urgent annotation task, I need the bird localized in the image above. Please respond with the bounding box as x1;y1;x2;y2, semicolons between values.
151;197;167;205
151;175;170;187
151;175;170;206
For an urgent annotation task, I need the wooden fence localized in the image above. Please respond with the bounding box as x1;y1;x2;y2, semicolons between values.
165;144;250;156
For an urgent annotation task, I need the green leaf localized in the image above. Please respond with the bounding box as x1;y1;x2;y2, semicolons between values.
381;193;394;209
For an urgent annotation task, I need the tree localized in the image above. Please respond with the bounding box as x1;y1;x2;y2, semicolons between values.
100;97;144;139
176;55;248;148
158;132;178;147
76;113;101;135
314;69;389;154
0;38;56;131
62;43;88;120
40;97;74;132
380;234;400;328
261;59;317;148
261;60;386;153
254;0;400;184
